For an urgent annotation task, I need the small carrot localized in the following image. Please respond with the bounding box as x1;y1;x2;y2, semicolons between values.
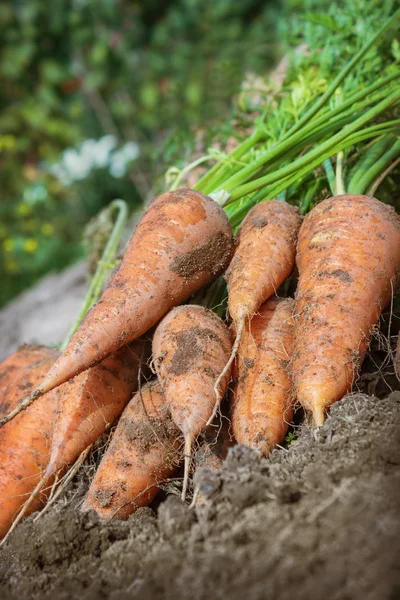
231;297;295;455
82;381;181;520
211;201;301;423
1;189;234;427
292;194;400;426
0;345;59;539
152;304;232;500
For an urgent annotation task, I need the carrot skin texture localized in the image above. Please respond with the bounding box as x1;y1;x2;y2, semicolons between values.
36;189;234;398
293;194;400;425
0;346;59;538
47;339;148;474
82;382;181;520
152;305;233;440
0;345;53;405
232;297;295;455
226;200;301;324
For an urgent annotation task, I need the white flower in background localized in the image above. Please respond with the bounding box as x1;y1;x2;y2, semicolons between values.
48;136;139;184
110;141;140;178
91;135;117;168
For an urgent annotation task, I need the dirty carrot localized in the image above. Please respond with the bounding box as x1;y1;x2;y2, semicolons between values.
5;339;148;537
293;194;400;426
231;297;295;455
212;200;301;422
1;189;234;428
0;345;59;539
82;381;181;520
152;304;232;500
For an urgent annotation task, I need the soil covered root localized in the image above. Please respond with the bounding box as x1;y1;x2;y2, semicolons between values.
0;392;399;600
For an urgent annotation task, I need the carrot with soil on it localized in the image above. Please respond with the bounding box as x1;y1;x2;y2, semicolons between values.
1;189;234;428
292;194;400;426
210;200;301;425
231;297;295;456
152;304;232;501
82;381;182;520
0;345;60;540
4;339;148;538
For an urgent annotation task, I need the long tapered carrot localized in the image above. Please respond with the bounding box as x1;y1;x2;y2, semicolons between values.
210;200;301;425
82;381;181;520
231;297;295;455
0;346;60;539
293;194;400;426
152;305;232;500
0;189;234;428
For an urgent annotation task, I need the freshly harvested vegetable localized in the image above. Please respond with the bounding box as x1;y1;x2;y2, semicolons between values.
1;189;234;427
293;194;400;426
82;381;181;520
232;297;295;455
0;345;59;539
152;304;232;500
5;340;147;537
212;201;300;423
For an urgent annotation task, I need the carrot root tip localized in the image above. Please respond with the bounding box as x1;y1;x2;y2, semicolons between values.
181;435;193;502
312;405;325;427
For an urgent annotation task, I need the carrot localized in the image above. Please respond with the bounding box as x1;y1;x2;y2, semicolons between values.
211;201;301;424
231;297;295;455
152;304;232;500
82;381;181;520
0;345;59;539
293;194;400;426
3;339;148;539
0;189;234;429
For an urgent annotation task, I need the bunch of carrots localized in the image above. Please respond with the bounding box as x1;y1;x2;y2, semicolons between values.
1;12;400;542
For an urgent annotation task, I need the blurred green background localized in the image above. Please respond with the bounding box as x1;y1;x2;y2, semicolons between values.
1;0;282;307
2;0;399;307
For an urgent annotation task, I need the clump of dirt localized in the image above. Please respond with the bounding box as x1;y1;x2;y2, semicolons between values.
1;392;400;600
169;231;234;278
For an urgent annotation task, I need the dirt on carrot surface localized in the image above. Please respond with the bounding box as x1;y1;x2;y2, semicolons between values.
1;389;399;600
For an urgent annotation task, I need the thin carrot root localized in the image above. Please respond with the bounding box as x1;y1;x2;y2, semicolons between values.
181;435;193;502
207;319;244;427
0;474;51;547
312;405;326;428
34;444;93;522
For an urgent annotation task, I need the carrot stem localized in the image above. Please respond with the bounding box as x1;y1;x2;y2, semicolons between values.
60;199;128;351
335;151;346;195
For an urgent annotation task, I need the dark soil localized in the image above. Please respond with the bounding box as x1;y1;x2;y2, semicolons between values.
1;391;400;600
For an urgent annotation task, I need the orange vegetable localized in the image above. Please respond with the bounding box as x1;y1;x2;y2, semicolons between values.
82;381;181;520
1;189;234;427
152;304;232;499
212;201;301;423
232;297;295;455
0;345;59;539
293;194;400;426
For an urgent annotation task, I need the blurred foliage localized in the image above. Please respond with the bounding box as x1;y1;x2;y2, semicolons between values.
0;0;280;307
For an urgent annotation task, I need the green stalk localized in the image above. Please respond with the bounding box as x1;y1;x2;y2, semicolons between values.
347;135;398;192
335;151;346;195
213;82;398;195
323;159;336;194
225;91;400;202
60;199;129;351
350;138;400;195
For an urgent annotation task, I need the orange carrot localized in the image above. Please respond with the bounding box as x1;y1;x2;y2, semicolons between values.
3;339;148;539
232;297;295;455
1;189;234;428
0;346;59;539
152;304;232;500
211;201;301;424
82;381;181;520
293;194;400;426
